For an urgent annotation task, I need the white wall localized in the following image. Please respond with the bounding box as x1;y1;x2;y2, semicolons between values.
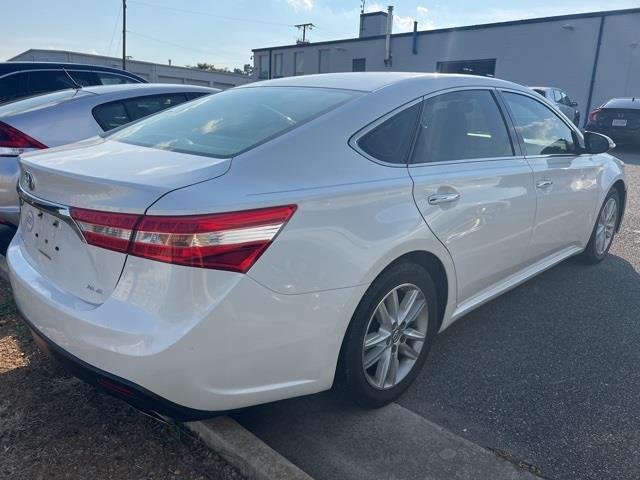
253;10;640;121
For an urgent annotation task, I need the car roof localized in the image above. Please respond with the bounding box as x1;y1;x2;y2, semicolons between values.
530;86;554;91
241;72;522;93
603;97;640;109
0;61;143;79
80;83;217;96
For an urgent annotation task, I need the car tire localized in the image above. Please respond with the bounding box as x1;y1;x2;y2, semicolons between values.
337;261;438;408
578;189;620;264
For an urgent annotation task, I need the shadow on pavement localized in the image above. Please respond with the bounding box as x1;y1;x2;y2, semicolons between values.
236;255;640;480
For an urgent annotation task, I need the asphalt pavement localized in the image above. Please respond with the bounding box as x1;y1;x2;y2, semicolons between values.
236;147;640;480
2;150;637;480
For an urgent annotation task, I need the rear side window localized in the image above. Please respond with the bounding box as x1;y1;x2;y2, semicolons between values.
108;87;358;157
93;94;190;131
411;90;513;163
93;101;130;130
503;92;575;156
357;103;421;164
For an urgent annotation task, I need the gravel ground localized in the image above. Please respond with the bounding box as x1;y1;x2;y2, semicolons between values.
0;280;242;480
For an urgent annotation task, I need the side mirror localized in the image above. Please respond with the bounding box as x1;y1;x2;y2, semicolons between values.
584;131;615;154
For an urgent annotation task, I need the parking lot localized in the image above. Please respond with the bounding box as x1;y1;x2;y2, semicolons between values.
0;148;637;480
233;148;640;480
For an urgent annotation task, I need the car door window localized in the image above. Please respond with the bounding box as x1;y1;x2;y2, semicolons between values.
557;91;571;106
411;89;513;163
122;94;189;121
26;71;76;97
357;102;422;164
97;73;138;85
93;101;131;131
68;71;100;86
186;91;210;100
503;92;576;156
0;73;26;103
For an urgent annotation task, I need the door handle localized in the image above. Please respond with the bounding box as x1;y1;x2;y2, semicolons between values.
536;180;553;189
428;192;461;205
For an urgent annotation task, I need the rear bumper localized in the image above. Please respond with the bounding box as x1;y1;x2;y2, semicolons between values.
7;230;365;414
23;313;216;421
587;125;640;143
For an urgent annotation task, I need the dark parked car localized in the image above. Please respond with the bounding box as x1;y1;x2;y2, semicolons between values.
0;62;146;105
586;97;640;146
530;86;581;125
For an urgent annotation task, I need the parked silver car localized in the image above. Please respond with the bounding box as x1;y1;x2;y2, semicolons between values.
0;83;218;224
530;86;580;125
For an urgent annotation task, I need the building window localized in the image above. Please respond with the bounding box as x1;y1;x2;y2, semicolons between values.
274;53;284;78
318;49;330;73
352;58;366;72
436;59;496;77
294;52;304;76
258;54;269;79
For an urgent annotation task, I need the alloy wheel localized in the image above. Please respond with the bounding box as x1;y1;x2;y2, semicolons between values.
362;284;429;390
595;197;617;255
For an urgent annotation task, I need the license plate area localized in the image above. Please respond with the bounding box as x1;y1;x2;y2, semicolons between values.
612;119;627;127
21;205;64;264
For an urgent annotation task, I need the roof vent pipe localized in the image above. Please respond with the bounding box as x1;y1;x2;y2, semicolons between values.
412;20;418;54
384;5;394;67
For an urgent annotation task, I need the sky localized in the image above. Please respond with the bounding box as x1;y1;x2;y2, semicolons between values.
2;0;639;70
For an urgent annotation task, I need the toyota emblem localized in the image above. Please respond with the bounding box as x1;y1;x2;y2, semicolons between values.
24;171;35;191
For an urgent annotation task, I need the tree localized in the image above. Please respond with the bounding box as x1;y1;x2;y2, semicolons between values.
187;62;254;76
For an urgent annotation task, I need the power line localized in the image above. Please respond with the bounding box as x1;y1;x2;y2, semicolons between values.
107;1;122;56
128;0;293;28
126;30;246;68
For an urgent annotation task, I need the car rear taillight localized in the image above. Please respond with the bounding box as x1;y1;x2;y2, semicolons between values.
589;108;602;123
0;121;47;157
70;205;297;273
70;208;141;253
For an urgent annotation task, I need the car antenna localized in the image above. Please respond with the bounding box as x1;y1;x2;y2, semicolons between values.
62;67;82;90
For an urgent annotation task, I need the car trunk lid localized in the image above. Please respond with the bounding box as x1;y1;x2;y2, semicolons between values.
17;138;231;304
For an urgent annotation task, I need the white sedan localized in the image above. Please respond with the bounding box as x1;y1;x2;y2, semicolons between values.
8;73;626;419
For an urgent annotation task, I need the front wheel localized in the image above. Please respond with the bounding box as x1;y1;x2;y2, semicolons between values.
579;189;620;264
338;262;438;408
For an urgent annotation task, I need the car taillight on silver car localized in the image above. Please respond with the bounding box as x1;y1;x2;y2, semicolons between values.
69;205;297;273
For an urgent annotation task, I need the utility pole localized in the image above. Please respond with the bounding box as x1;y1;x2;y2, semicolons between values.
295;23;314;44
122;0;127;70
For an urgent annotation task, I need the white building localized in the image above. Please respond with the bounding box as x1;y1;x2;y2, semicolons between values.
252;7;640;123
10;49;252;90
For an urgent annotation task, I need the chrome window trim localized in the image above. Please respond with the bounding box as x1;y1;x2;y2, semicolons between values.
0;68;139;82
410;86;521;167
350;86;525;168
348;96;424;168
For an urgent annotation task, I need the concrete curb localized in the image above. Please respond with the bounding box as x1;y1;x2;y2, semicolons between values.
186;416;314;480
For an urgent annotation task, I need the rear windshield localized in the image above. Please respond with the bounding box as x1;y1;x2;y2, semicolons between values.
108;86;358;158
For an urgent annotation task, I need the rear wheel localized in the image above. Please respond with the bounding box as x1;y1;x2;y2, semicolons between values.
338;262;438;408
579;189;619;264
